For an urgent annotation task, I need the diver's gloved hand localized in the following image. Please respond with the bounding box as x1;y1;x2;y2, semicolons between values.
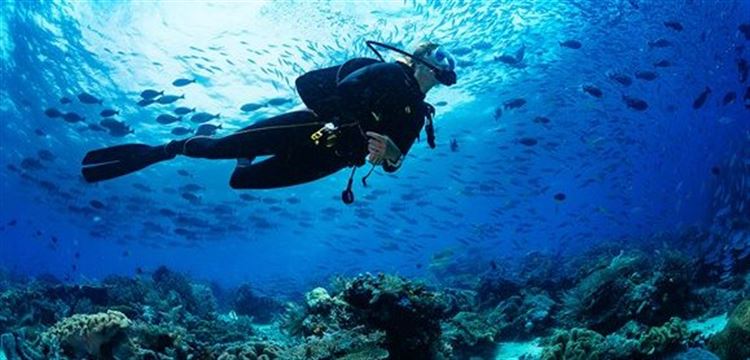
366;131;401;166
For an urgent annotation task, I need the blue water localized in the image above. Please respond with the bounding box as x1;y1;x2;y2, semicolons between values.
0;0;748;295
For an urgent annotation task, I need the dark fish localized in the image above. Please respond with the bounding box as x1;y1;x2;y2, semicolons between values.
159;208;176;216
140;89;164;99
44;108;63;118
451;47;471;56
722;92;736;106
181;192;200;202
195;123;222;136
59;97;72;104
37;150;55;161
739;23;750;41
177;169;191;177
559;40;582;49
493;107;502;120
174;107;196;115
7;219;16;226
286;197;300;204
267;97;291;106
100;109;119;117
34;129;46;136
180;183;203;192
582;84;603;98
533;116;551;124
435;101;448;107
171;127;193;136
503;98;526;109
664;21;683;31
711;166;720;176
635;71;658;81
653;60;672;67
239;194;258;201
450;138;459;152
63;112;85;123
172;78;196;87
692;87;711;109
78;92;103;105
495;54;518;65
519;137;538;146
156;114;182;124
554;193;566;201
20;157;44;170
609;73;632;86
100;118;124;129
89;200;105;209
622;95;648;111
744;87;750;110
109;127;134;137
240;103;265;112
738;59;748;83
157;95;185;104
648;38;672;48
137;98;156;107
88;123;107;132
190;112;220;123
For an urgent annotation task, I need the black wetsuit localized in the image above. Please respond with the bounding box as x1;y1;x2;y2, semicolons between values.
176;61;430;189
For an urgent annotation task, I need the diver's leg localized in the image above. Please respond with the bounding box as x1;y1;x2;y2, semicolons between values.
229;148;347;189
166;110;326;159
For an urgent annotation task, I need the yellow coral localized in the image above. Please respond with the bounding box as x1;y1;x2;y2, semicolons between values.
43;310;131;357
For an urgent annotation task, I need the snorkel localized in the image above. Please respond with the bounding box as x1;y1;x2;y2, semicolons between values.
366;40;457;86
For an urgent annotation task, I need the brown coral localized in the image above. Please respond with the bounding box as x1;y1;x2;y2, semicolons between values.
42;309;130;358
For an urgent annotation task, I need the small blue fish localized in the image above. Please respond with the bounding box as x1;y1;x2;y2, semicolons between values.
140;89;164;99
44;108;63;118
171;127;193;136
267;97;291;106
100;109;119;117
137;98;155;107
157;94;185;105
109;127;134;137
88;123;107;132
63;112;85;123
648;38;672;48
174;107;196;115
635;71;658;81
172;78;196;87
240;103;265;112
195;123;222;136
190;112;220;123
78;92;103;105
559;40;582;49
156;114;182;124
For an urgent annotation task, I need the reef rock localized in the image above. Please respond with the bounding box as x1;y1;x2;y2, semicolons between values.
41;310;130;358
708;300;750;360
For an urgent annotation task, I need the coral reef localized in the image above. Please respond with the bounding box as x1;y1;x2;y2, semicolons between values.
41;310;131;358
540;317;689;359
708;300;750;360
232;283;282;324
1;235;748;360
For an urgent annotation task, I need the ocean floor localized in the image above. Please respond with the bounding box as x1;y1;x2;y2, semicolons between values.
1;228;749;359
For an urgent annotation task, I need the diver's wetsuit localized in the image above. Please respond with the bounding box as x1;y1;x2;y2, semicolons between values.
174;61;430;189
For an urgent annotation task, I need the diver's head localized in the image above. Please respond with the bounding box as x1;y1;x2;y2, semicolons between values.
401;42;457;93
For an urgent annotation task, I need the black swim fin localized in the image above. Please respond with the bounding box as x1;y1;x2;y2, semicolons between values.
81;143;175;182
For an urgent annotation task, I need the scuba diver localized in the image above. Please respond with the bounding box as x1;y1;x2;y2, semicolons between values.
81;41;457;203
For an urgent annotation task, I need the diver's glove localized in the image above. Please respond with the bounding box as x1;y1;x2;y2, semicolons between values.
366;131;401;166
